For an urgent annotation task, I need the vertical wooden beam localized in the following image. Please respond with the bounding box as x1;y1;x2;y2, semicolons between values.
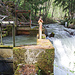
0;22;3;45
15;12;17;26
12;23;15;47
30;12;31;28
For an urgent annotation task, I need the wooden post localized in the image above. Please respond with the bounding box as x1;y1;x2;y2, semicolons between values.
12;23;15;47
15;11;17;26
30;12;31;28
38;17;43;39
0;22;3;45
16;14;17;25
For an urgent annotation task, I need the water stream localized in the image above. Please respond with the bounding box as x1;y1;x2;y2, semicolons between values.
44;24;75;75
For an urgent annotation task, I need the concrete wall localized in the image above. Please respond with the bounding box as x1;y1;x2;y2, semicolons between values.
14;37;54;75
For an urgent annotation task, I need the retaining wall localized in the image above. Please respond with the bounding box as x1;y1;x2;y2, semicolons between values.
14;34;54;75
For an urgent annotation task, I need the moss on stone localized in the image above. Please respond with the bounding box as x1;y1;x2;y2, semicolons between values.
34;50;40;55
29;49;32;52
0;45;12;48
36;49;54;75
13;48;26;72
49;32;55;37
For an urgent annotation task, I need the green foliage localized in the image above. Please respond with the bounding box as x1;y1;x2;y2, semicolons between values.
60;14;75;26
3;28;7;31
47;13;52;18
38;69;42;75
42;35;45;39
54;0;75;19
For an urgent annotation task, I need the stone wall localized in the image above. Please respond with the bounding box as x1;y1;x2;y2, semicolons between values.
14;38;54;75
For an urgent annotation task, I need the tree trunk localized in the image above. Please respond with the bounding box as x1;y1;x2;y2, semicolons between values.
32;4;33;16
52;8;54;18
45;2;47;15
40;7;41;16
35;9;37;16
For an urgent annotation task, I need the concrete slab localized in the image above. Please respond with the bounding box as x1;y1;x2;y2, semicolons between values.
37;39;54;49
0;48;13;58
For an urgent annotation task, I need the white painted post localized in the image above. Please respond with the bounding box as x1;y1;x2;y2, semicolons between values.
38;17;43;39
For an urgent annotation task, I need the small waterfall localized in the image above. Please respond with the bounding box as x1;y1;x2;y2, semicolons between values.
44;24;75;75
53;37;75;75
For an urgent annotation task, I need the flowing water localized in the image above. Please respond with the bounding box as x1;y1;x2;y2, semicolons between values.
44;24;75;75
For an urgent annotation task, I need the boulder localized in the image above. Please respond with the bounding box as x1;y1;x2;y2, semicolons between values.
49;32;55;37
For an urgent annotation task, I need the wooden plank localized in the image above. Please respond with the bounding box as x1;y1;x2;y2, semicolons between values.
20;22;30;24
17;27;31;30
17;31;30;35
16;10;31;13
1;21;14;24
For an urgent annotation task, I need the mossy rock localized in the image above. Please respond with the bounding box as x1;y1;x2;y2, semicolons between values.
49;32;55;37
42;35;46;39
